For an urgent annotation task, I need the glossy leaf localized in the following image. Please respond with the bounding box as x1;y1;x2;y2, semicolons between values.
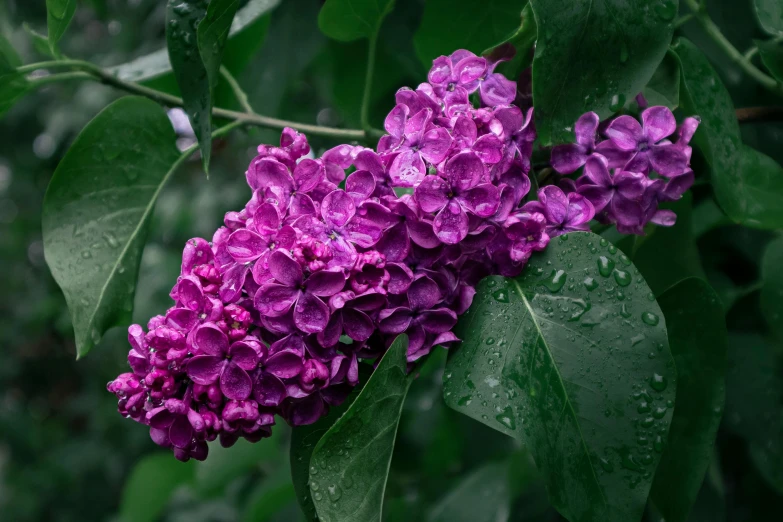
197;0;241;93
46;0;76;53
627;194;706;297
166;0;212;172
42;97;180;357
529;0;675;145
643;50;680;109
724;334;783;495
427;461;511;522
754;0;783;35
309;335;412;522
444;232;676;522
756;39;783;82
290;365;371;521
119;453;195;522
761;236;783;341
318;0;395;42
111;0;279;84
674;38;783;229
414;0;523;66
484;3;537;87
650;278;727;522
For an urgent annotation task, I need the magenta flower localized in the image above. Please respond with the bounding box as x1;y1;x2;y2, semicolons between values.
186;328;263;401
254;250;346;333
503;211;550;263
550;112;600;174
524;186;595;237
415;151;500;244
428;50;487;96
385;107;452;187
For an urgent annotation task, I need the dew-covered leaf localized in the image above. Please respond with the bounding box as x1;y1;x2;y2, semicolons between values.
529;0;676;144
42;97;180;357
444;232;676;522
414;0;524;67
309;335;412;522
318;0;395;42
754;0;783;35
46;0;77;53
650;278;727;522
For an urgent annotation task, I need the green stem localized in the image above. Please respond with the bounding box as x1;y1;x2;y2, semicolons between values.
360;30;379;135
19;59;385;141
684;0;783;96
674;13;694;27
30;71;93;85
744;34;783;61
220;66;255;115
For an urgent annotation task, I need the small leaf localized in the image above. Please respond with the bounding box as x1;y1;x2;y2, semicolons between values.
529;0;676;144
310;335;412;522
444;232;676;522
318;0;395;42
650;278;727;522
673;38;783;230
42;97;180;357
23;22;56;59
46;0;77;53
761;236;783;341
414;0;524;67
754;0;783;36
290;365;371;520
757;39;783;82
643;50;680;109
427;461;511;522
119;453;195;522
166;0;213;172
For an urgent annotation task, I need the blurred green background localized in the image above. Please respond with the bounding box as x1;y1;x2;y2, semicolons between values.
1;1;783;521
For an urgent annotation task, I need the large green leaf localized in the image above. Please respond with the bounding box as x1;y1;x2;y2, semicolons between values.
111;0;279;85
761;236;783;341
756;39;783;82
643;50;680;110
724;334;783;495
42;97;180;357
119;453;195;522
674;38;783;229
414;0;524;67
754;0;783;35
309;335;412;522
318;0;395;42
290;365;371;521
443;232;676;522
529;0;676;145
649;278;727;522
46;0;76;53
427;461;511;522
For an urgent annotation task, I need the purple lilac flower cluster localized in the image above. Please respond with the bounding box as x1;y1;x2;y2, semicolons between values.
551;105;699;234
107;49;696;461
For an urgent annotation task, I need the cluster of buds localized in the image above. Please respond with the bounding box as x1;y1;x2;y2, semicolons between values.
107;49;697;461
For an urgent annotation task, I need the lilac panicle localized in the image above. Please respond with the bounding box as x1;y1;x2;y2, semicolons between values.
108;48;699;461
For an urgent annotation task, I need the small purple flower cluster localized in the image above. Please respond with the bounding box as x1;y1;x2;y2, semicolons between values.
107;49;697;461
551;106;699;234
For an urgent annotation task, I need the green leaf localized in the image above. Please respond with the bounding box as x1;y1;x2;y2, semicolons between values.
290;365;371;521
166;0;212;172
309;335;412;522
756;39;783;82
119;453;195;522
414;0;524;67
46;0;77;53
625;193;706;297
110;0;279;84
443;232;676;522
673;38;783;230
724;334;783;495
0;35;29;118
42;97;180;357
242;471;298;522
318;0;395;42
197;0;241;93
23;22;56;59
649;278;727;522
529;0;676;145
427;461;511;522
643;50;680;109
761;236;783;341
484;3;537;84
0;33;22;69
754;0;783;35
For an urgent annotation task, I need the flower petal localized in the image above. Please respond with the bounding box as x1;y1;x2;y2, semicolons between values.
605;115;643;151
254;283;300;317
408;275;441;311
415;175;450;213
187;355;224;385
433;200;469;244
389;149;426;187
193;324;229;356
220;363;253;401
321;190;356;229
551;143;588;174
265;349;304;379
169;415;194;448
268;250;302;287
460;183;500;217
294;292;331;333
227;229;266;263
446;151;484;192
418;308;458;333
642;106;677;143
306;269;346;297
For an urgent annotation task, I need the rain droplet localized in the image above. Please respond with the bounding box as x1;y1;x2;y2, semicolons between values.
327;484;342;502
495;406;516;430
655;0;677;21
541;269;567;292
641;312;660;326
613;269;632;287
650;373;667;392
492;288;509;303
597;256;615;277
583;277;599;291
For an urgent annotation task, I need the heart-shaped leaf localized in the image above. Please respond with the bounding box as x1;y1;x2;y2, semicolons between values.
444;232;676;522
42;97;180;357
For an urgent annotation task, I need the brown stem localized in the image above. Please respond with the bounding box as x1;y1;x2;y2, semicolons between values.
736;106;783;124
